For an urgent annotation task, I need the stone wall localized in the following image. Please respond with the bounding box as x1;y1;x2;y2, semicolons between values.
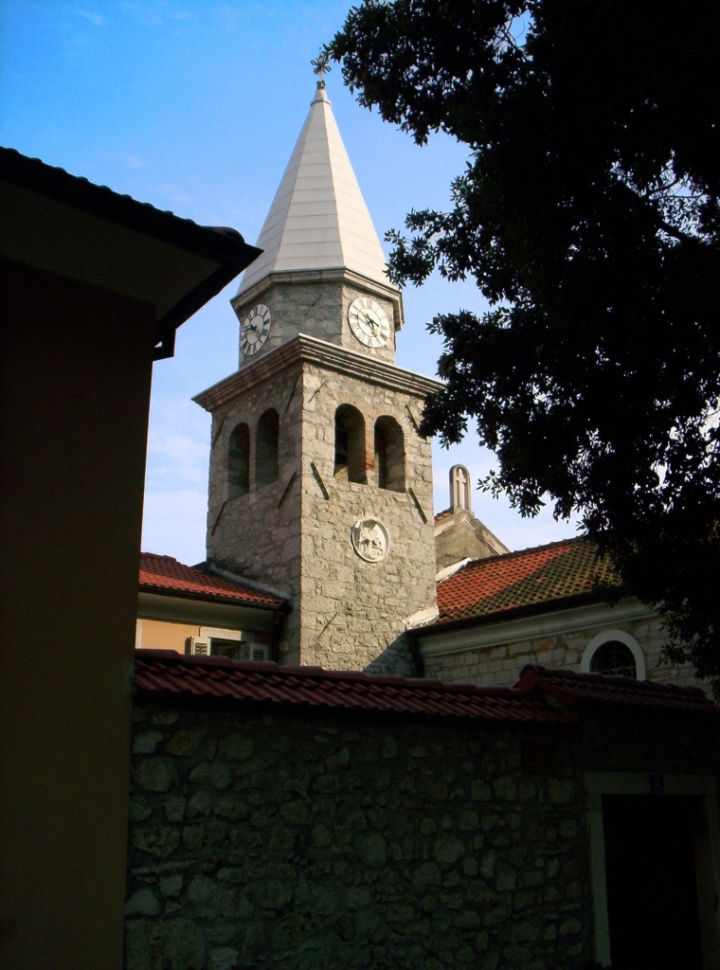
422;611;706;693
126;700;592;970
205;347;437;672
435;510;509;572
206;358;305;657
232;278;400;369
298;361;436;672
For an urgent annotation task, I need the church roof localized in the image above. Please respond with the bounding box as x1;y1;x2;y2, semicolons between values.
139;553;285;608
436;538;619;624
237;84;391;295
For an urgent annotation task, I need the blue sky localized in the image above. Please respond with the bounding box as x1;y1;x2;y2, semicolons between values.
1;1;576;564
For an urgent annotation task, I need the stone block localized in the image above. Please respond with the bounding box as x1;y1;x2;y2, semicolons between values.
132;826;180;859
208;948;239;970
133;730;165;754
546;779;576;804
125;889;160;916
166;726;208;757
190;762;232;790
134;758;178;793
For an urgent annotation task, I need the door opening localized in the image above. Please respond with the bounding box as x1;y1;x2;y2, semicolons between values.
602;794;703;969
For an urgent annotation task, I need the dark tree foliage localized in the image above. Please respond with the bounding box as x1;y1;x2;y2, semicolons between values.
328;0;720;685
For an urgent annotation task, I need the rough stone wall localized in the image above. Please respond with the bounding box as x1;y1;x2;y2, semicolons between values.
423;613;706;692
298;361;436;671
126;699;594;970
206;360;304;655
435;512;509;572
206;350;437;671
233;280;398;369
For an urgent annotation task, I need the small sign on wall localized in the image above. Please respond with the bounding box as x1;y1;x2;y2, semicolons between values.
649;773;665;794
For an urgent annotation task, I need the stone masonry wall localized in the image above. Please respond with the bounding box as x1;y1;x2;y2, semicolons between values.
126;699;593;970
298;361;436;672
233;280;399;369
206;359;305;657
422;613;707;692
206;349;437;672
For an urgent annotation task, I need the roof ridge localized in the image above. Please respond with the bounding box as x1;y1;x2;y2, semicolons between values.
134;649;530;697
531;664;707;696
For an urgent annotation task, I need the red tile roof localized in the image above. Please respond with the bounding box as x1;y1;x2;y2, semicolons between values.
139;553;285;608
133;650;569;723
517;665;718;713
434;508;453;524
436;538;618;624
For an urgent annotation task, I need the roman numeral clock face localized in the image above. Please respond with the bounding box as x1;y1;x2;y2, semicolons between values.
240;304;272;358
348;297;391;348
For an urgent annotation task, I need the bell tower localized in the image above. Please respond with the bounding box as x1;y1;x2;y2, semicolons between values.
194;75;441;672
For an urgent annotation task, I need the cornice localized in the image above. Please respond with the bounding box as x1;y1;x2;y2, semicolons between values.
231;267;404;329
416;597;656;657
193;333;444;412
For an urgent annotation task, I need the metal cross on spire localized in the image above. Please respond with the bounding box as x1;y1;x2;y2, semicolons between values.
311;51;331;89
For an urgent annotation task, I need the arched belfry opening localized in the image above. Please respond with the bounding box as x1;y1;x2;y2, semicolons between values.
375;416;405;492
256;409;279;487
334;405;366;483
228;423;250;498
450;464;471;511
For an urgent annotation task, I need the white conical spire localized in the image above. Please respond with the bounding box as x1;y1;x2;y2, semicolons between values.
237;84;391;295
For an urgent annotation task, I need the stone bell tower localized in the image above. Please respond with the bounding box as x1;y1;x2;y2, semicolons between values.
194;75;441;671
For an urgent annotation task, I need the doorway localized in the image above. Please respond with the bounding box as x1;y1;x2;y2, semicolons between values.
602;794;703;969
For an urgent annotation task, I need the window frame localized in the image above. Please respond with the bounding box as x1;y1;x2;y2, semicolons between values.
581;629;646;680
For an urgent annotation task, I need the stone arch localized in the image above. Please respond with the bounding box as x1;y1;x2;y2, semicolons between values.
374;416;405;492
227;422;250;498
581;629;646;679
255;408;279;488
334;405;366;484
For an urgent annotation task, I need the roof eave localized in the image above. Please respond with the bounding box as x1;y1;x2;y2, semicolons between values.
419;589;619;637
0;147;262;361
138;582;290;613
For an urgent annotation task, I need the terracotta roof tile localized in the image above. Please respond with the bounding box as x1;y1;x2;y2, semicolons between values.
134;651;569;723
436;538;618;624
139;553;284;608
434;508;453;524
517;665;717;713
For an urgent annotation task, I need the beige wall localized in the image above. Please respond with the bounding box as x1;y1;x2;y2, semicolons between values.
136;618;199;653
0;258;155;969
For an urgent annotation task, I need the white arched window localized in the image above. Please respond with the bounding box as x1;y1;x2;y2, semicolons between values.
581;630;646;680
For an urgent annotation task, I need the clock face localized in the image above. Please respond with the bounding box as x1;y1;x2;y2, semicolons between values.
241;304;272;358
348;297;391;348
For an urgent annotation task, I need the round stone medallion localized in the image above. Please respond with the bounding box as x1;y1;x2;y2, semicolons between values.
351;517;390;562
